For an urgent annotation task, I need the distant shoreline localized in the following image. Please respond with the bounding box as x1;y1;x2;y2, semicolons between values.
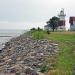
0;36;12;37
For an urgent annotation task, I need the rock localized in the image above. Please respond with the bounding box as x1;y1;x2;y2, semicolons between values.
25;68;39;75
5;42;11;48
0;35;59;73
16;73;20;75
20;73;26;75
10;68;16;73
31;70;39;75
52;43;58;46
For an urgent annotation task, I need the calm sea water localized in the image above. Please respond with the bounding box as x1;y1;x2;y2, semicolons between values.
0;30;25;49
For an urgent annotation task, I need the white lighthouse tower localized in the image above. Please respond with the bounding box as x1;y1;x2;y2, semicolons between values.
58;8;66;31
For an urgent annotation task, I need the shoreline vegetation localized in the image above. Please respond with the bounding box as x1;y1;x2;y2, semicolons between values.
0;29;75;75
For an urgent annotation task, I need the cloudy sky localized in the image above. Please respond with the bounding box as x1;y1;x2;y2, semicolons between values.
0;0;75;29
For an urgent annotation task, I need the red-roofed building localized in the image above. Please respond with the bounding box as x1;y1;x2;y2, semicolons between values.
69;17;75;30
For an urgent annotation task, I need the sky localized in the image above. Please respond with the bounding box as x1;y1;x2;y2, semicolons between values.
0;0;75;29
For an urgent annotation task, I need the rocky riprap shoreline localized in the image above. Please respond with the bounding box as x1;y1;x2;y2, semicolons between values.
0;34;59;75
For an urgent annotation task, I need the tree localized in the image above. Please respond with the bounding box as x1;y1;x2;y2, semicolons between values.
46;16;59;31
30;28;36;31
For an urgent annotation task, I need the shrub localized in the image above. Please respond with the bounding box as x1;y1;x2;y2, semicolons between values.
30;28;36;31
40;65;49;73
32;31;44;39
47;30;51;34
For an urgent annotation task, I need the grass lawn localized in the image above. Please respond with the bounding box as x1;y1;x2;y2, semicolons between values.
32;30;75;74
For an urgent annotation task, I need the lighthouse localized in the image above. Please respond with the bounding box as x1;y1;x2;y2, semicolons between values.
58;8;66;30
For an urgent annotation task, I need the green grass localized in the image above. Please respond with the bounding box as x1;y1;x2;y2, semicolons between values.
47;32;75;70
32;30;45;39
32;31;75;74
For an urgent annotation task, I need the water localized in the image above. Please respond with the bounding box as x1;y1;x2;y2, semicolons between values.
0;30;25;50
